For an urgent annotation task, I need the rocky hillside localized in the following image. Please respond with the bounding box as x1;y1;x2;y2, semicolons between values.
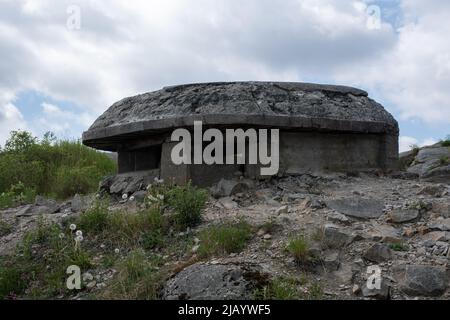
1;171;449;300
400;140;450;183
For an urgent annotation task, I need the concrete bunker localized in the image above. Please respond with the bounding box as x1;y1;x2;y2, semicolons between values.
82;82;399;190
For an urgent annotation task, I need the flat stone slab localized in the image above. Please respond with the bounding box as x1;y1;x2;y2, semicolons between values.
326;197;384;219
389;209;420;223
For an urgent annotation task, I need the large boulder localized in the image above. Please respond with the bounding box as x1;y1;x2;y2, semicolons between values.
401;143;450;183
162;263;264;300
394;265;448;297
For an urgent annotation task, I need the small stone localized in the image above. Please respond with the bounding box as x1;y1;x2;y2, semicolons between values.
389;209;420;223
82;272;94;282
361;278;390;300
276;205;288;215
257;229;266;237
323;224;353;248
363;244;393;263
263;234;272;240
352;284;361;295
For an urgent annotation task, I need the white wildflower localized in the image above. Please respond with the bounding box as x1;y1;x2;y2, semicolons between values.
59;233;65;239
76;230;83;237
75;235;84;242
114;248;120;254
129;196;135;202
69;224;77;231
122;193;128;200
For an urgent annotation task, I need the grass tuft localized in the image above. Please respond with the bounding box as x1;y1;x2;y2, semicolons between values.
197;221;252;258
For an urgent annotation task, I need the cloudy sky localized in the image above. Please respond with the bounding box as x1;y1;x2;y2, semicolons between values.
0;0;449;152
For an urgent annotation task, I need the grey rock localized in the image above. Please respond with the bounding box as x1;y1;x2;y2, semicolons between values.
163;263;260;300
326;197;384;219
432;201;450;218
389;209;420;223
418;184;446;197
210;179;250;198
367;224;403;243
361;278;390;300
394;265;448;297
323;250;341;271
34;196;60;213
131;190;147;202
421;231;450;242
429;218;450;231
323;224;353;248
363;244;393;263
406;145;450;183
71;194;93;212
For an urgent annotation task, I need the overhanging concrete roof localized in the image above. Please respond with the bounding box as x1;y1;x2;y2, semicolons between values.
83;82;399;151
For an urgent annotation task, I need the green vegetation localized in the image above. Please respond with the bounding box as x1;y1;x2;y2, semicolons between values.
98;249;164;299
197;221;252;258
286;235;312;264
165;182;208;229
389;242;409;252
0;180;209;299
0;217;92;299
0;217;11;237
0;130;116;204
254;276;323;300
440;156;449;166
441;135;450;147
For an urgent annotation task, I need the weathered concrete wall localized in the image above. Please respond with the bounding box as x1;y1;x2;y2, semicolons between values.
157;130;399;186
118;145;161;174
279;132;394;175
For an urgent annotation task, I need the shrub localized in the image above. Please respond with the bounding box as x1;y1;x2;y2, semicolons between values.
286;235;311;264
0;262;26;299
389;242;409;252
441;135;450;147
99;249;163;299
0;130;116;201
77;201;110;233
0;182;36;209
165;182;208;229
197;221;252;258
440;156;449;166
0;218;11;237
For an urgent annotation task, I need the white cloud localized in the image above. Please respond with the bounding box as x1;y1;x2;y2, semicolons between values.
37;102;95;137
336;0;450;125
399;136;437;153
0;103;28;147
0;0;448;146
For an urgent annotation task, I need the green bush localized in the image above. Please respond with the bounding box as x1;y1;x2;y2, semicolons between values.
254;277;300;300
441;135;450;147
0;182;36;209
0;130;116;204
0;262;26;299
198;221;252;258
286;235;311;264
165;182;208;229
77;201;110;233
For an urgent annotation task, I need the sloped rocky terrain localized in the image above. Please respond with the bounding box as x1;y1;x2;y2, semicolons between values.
1;170;449;300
